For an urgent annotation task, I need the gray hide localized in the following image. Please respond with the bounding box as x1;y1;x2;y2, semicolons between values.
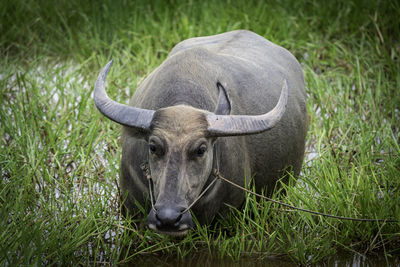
96;30;308;235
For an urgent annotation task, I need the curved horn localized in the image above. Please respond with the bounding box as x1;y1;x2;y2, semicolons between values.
207;79;288;136
94;60;155;131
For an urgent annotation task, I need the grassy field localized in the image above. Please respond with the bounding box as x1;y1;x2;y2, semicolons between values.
1;0;399;265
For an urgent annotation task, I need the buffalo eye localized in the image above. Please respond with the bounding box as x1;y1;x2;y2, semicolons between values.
197;144;207;157
148;137;165;156
149;143;157;154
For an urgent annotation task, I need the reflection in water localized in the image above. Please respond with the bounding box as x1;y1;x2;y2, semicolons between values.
127;251;399;267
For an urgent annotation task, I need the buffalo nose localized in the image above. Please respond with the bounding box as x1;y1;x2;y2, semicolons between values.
147;204;194;234
155;206;183;227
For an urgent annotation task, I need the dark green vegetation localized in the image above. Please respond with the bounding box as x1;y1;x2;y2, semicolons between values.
1;0;399;265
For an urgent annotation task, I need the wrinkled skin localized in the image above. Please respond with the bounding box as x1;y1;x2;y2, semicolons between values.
96;30;308;235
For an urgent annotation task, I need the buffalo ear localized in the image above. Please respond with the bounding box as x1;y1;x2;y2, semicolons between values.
214;83;231;115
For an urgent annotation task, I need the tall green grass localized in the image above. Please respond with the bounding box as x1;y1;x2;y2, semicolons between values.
1;0;399;265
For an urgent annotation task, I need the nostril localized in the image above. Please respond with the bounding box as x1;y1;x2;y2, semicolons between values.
173;214;183;227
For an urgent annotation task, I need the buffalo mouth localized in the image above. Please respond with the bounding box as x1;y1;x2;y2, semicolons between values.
147;224;190;237
146;206;195;236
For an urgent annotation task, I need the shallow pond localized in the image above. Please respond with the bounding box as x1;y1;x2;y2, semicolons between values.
130;251;399;266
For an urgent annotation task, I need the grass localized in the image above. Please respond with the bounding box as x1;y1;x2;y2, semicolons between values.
1;0;400;265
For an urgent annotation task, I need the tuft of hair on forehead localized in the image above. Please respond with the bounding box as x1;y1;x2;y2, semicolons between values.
150;105;209;136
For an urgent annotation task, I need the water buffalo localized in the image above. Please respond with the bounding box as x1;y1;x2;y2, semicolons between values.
94;30;308;236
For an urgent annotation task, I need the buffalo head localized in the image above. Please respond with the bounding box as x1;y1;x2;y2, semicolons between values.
94;60;288;235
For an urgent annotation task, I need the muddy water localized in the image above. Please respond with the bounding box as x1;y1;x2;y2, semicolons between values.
130;251;399;267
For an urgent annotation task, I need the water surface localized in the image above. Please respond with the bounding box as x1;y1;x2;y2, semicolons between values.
130;251;399;266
